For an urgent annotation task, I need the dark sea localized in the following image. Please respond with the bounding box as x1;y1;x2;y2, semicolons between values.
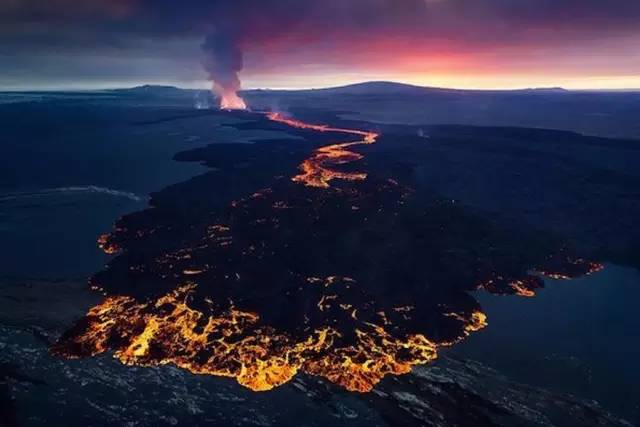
0;93;261;278
453;265;640;420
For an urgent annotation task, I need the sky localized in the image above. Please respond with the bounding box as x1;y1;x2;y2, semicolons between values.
1;0;639;90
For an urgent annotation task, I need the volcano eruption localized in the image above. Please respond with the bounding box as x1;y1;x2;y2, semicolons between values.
202;30;247;109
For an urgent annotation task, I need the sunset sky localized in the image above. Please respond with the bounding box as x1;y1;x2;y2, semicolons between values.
1;0;639;90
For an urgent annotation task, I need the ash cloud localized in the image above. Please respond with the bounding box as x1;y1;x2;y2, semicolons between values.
201;29;245;106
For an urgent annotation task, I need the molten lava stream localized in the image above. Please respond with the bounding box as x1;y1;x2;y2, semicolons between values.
267;112;379;188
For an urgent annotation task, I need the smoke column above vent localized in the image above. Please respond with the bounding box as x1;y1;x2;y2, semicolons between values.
202;30;247;110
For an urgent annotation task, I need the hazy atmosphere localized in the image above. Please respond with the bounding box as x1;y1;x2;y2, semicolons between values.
2;0;640;90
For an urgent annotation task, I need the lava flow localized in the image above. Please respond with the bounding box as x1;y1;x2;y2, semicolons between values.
53;111;604;394
267;112;378;188
53;280;441;393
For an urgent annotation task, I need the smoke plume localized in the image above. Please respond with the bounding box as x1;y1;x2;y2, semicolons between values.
202;29;246;109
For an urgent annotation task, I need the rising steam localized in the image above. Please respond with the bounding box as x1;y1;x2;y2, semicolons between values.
202;30;247;110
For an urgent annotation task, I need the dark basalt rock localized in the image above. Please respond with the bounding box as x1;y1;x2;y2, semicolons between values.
55;111;601;389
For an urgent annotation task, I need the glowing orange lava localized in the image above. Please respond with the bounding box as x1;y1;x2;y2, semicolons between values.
219;91;247;110
536;259;604;280
97;233;120;254
267;112;378;188
53;281;445;392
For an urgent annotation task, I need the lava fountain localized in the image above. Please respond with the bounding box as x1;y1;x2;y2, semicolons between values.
217;85;247;110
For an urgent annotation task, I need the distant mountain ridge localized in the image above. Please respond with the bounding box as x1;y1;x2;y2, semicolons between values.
245;81;569;95
111;85;195;95
112;81;570;97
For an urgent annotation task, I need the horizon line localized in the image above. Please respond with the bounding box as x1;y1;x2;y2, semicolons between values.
2;79;640;93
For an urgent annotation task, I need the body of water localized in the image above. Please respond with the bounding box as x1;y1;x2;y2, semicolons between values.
452;264;640;422
0;99;247;278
